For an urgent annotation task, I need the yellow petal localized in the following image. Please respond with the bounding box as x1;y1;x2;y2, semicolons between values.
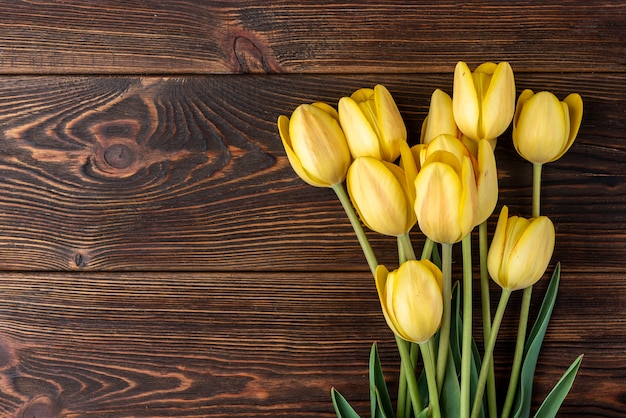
514;92;567;164
550;93;583;162
289;104;351;186
481;62;515;140
475;139;498;225
421;89;457;145
459;156;478;238
312;101;339;120
278;114;328;187
415;162;464;244
505;216;555;290
338;96;381;159
487;205;508;286
375;265;402;337
347;157;413;236
453;61;480;140
391;261;443;343
375;84;406;161
399;141;418;204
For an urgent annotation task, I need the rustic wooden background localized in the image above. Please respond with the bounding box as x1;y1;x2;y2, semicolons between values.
0;1;624;417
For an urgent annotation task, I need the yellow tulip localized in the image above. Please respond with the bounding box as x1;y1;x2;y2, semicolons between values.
474;139;499;225
375;260;443;343
415;134;496;232
414;148;478;244
487;206;556;291
513;90;583;164
453;61;516;142
347;156;416;236
278;102;351;187
338;84;407;162
421;89;458;145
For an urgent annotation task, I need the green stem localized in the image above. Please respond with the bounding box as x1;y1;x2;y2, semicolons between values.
408;343;420;416
502;162;543;417
471;289;512;418
396;335;423;417
532;163;542;218
398;233;417;261
436;243;453;393
479;222;498;418
420;341;442;418
501;287;532;418
332;183;378;275
397;365;408;418
421;237;434;261
460;234;473;418
396;233;415;418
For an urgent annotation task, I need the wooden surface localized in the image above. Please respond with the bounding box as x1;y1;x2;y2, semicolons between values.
0;1;624;417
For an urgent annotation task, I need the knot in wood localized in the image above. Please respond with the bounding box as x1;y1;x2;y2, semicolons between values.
104;143;134;169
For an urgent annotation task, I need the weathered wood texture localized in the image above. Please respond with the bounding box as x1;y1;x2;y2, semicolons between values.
0;74;623;273
0;1;624;74
0;1;624;417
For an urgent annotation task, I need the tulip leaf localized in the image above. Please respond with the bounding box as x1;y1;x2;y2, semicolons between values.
532;354;583;418
512;264;561;418
331;388;362;418
417;407;431;418
441;347;461;418
449;283;484;418
369;343;394;418
431;243;442;269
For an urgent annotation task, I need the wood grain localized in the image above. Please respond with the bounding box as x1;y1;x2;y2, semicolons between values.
0;72;623;415
0;272;622;417
0;1;624;416
0;74;623;273
0;1;624;74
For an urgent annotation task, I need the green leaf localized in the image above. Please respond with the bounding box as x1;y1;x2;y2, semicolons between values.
449;283;462;374
449;282;484;418
533;355;583;418
369;343;394;418
513;264;561;418
417;407;431;418
431;243;442;269
331;388;362;418
441;346;461;418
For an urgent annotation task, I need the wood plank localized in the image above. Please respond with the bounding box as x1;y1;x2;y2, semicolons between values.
0;1;624;74
0;73;624;273
0;272;623;416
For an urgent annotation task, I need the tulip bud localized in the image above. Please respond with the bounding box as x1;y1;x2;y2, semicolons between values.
347;156;416;236
414;150;478;244
421;89;458;145
453;61;516;142
278;103;352;187
375;260;443;343
513;90;583;164
338;84;407;162
487;206;556;291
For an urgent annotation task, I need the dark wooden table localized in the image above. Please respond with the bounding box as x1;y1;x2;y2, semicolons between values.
0;1;624;417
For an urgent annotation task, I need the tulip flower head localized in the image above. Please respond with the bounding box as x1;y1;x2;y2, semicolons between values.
278;102;352;187
339;84;407;162
421;89;459;145
513;90;583;164
347;156;416;237
453;61;516;142
414;146;478;244
375;260;443;344
413;131;500;243
487;206;556;291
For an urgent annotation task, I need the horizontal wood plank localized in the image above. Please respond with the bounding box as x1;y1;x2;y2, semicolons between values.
0;272;622;417
0;73;623;273
0;1;624;75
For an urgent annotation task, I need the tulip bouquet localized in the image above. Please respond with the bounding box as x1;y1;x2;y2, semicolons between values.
277;62;584;418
